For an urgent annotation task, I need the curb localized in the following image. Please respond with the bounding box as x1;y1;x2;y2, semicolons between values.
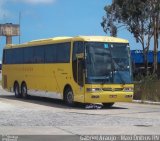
133;100;160;105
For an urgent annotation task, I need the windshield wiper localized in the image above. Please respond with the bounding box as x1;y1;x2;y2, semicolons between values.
112;58;125;84
102;74;110;84
110;55;126;85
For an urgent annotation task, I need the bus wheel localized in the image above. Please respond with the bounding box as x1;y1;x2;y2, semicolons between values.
64;88;74;107
21;83;28;99
103;102;114;108
14;82;21;98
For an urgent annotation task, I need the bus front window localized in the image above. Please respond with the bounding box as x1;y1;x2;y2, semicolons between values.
85;42;132;84
110;43;132;84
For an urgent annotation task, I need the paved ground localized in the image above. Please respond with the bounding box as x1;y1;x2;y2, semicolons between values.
0;86;160;136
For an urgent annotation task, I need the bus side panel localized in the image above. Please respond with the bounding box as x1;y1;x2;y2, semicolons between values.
46;63;85;103
44;64;60;95
2;65;24;92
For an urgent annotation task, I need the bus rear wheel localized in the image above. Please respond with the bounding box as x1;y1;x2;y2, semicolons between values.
21;83;29;99
103;102;114;108
64;88;74;107
14;82;21;98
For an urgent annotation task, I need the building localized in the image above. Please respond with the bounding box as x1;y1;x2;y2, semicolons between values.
131;50;160;77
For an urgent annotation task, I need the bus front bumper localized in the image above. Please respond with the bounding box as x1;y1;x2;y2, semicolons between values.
84;92;133;104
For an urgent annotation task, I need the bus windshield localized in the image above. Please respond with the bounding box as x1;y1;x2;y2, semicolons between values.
85;42;132;84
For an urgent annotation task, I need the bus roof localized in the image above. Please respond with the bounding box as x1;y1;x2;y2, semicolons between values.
73;36;128;43
5;36;128;49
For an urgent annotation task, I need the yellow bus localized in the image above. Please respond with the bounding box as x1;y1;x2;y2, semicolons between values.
2;36;134;107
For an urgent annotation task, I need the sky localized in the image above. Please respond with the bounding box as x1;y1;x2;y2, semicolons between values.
0;0;143;60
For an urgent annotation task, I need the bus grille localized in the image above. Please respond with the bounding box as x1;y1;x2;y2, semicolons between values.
102;88;123;91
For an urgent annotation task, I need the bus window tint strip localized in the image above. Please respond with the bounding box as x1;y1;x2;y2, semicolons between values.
3;42;71;64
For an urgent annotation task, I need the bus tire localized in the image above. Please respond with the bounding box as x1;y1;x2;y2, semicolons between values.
64;88;75;107
14;82;21;98
21;83;29;99
103;102;114;108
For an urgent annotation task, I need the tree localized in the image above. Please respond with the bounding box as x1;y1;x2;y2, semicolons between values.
152;0;160;74
101;0;155;75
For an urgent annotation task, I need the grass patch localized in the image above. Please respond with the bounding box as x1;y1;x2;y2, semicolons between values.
134;74;160;102
0;80;1;85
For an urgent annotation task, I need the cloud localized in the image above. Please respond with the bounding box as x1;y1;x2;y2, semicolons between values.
12;0;56;5
0;0;56;20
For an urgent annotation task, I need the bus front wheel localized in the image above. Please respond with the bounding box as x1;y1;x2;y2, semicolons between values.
64;88;74;107
21;83;29;99
14;82;21;98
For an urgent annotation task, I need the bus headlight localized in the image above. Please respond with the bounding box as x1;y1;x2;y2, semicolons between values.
124;87;133;92
86;88;102;92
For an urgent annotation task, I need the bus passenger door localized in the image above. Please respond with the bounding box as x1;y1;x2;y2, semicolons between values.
75;56;85;103
77;57;85;87
72;42;85;103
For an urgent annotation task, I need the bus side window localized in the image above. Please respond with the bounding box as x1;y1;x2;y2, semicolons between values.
4;49;13;64
24;47;34;64
34;46;45;63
